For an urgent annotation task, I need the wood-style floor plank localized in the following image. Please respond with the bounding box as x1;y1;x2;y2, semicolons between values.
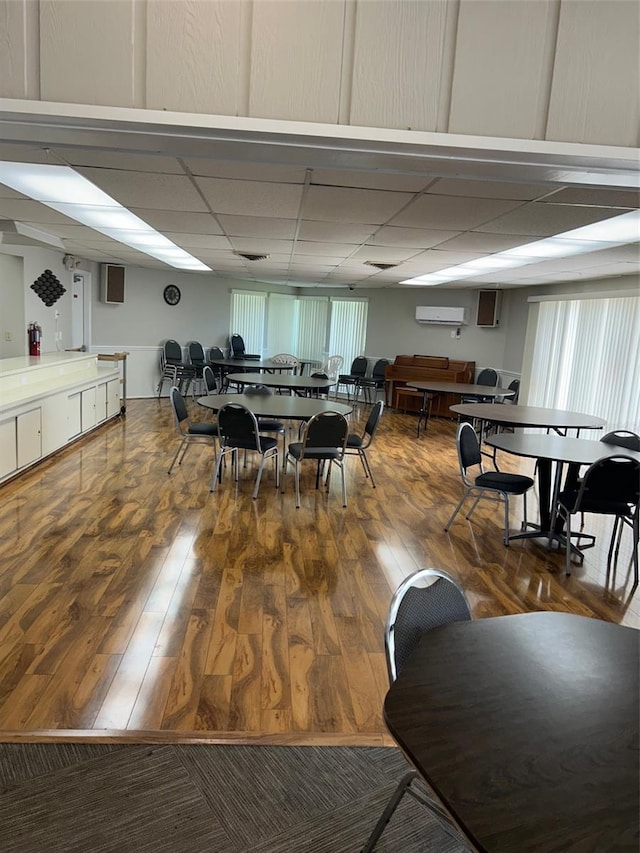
0;397;637;743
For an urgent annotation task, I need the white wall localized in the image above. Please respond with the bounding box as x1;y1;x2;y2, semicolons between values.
0;252;24;357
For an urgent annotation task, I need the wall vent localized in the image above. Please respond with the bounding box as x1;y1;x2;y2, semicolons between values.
365;261;397;270
235;252;270;262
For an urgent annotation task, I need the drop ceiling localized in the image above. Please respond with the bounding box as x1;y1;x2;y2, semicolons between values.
0;105;638;290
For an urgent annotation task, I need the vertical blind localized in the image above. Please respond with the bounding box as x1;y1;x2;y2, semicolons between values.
297;297;329;362
230;291;266;355
529;295;640;434
328;298;368;374
266;294;298;356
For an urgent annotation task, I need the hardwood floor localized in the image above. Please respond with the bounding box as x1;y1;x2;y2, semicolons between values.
0;398;637;744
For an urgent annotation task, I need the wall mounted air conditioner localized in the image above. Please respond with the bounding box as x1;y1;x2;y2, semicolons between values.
415;305;466;325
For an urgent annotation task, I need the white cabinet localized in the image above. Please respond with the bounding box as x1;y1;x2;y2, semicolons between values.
17;408;42;468
0;418;17;479
81;387;97;432
106;378;121;418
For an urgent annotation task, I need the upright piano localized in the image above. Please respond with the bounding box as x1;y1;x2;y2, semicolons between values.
385;355;476;418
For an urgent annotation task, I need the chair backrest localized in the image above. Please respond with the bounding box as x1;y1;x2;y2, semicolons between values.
230;334;245;357
272;353;301;372
506;378;520;404
349;356;368;377
385;568;471;683
476;367;499;387
218;403;260;449
301;411;349;456
371;358;390;380
245;384;272;396
363;400;384;442
164;339;183;365
457;422;482;482
169;386;189;431
573;455;640;511
323;355;343;379
202;365;217;395
188;341;205;365
208;346;224;361
600;430;640;451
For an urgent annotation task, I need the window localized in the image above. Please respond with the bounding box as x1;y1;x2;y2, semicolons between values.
328;298;368;374
230;291;266;354
528;294;640;433
229;290;368;370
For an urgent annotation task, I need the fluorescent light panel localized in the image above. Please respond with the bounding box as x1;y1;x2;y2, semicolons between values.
401;209;640;285
0;162;211;271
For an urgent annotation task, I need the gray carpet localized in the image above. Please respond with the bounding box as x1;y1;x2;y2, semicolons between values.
0;742;465;853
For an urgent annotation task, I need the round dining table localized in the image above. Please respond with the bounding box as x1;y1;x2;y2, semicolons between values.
208;358;295;372
486;431;640;550
197;393;351;420
450;402;607;435
225;372;336;395
408;381;515;437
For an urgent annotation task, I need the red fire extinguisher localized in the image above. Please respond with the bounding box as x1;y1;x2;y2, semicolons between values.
28;322;42;357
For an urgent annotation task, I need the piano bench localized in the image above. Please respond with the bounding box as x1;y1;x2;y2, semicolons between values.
395;388;424;413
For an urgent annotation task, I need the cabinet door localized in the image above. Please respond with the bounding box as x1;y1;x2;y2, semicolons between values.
68;392;82;438
81;387;97;432
17;408;42;468
0;418;18;479
106;378;121;418
96;382;108;422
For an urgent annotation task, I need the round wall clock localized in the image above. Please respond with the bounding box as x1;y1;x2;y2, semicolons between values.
163;284;181;306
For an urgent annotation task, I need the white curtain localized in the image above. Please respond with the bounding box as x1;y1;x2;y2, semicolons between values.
266;294;298;356
529;295;640;434
230;291;266;355
328;298;368;374
297;297;329;362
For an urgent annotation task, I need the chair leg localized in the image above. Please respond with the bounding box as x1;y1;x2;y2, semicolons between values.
294;460;301;508
339;461;347;507
168;438;186;474
445;492;468;532
565;513;573;576
359;448;375;487
503;493;510;546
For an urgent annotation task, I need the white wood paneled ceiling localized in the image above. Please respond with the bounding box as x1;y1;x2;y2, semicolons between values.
0;104;638;290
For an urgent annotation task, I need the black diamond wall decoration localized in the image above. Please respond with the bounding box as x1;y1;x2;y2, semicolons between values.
31;269;66;307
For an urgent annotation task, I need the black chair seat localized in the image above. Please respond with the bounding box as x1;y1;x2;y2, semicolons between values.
188;422;218;437
476;471;534;494
257;419;284;433
346;434;364;449
227;435;278;453
287;442;340;461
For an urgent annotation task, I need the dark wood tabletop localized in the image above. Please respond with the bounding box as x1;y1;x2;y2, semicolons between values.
384;612;639;852
197;393;351;420
226;372;337;391
450;403;606;432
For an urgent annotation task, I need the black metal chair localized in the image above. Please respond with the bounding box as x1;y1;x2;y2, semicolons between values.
157;339;196;398
202;365;218;396
460;366;499;404
211;403;279;498
167;386;218;475
345;401;384;487
553;455;640;581
207;346;227;390
445;422;534;546
357;358;390;404
337;356;368;401
308;371;331;399
188;340;207;397
285;411;349;508
244;384;286;459
229;333;260;360
497;378;520;405
362;568;471;852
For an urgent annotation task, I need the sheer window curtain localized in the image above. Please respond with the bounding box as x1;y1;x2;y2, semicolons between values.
230;291;266;355
328;298;368;374
528;295;640;434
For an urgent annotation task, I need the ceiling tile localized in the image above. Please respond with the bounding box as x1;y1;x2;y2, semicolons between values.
427;178;554;200
229;237;294;254
61;150;184;173
390;195;523;230
130;209;222;234
369;225;459;248
217;214;297;239
476;203;623;236
164;233;231;250
310;168;431;192
352;245;421;262
297;220;378;243
542;187;640;208
76;167;208;211
435;231;540;252
294;241;359;257
185;159;307;183
302;185;413;224
0;199;76;224
195;177;303;218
